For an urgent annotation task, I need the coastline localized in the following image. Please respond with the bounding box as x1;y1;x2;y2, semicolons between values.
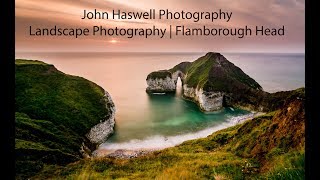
93;111;265;159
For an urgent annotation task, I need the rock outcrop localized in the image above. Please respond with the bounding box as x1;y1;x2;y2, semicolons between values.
146;52;289;112
86;91;116;145
183;85;224;111
146;70;176;93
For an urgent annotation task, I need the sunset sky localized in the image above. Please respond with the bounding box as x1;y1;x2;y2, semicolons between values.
15;0;305;53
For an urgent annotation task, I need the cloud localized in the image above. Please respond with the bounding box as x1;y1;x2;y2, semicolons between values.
15;0;305;52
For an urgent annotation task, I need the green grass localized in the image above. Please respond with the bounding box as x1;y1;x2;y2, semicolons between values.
15;59;111;179
169;61;192;74
15;112;79;154
261;151;304;180
15;59;48;65
147;70;172;80
15;60;109;135
184;53;215;88
16;139;50;151
36;150;246;179
182;52;261;91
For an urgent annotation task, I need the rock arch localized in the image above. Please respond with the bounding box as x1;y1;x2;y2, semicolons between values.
145;70;186;93
172;70;186;87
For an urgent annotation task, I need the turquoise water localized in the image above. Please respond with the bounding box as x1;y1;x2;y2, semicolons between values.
109;85;249;143
15;52;305;150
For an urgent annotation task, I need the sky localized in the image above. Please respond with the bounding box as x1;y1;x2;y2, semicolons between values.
15;0;305;53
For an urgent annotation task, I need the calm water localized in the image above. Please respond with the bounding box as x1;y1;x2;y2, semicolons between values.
15;52;305;150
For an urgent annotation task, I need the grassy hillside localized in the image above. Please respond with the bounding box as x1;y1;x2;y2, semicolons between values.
184;54;215;88
34;88;305;179
15;59;111;179
205;53;262;91
169;61;192;74
167;52;262;91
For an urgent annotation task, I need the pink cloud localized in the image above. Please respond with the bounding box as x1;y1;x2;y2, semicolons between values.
15;0;305;53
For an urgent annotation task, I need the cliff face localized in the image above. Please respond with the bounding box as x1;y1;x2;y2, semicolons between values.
85;91;116;145
15;59;115;179
146;52;268;112
183;85;224;111
146;76;176;93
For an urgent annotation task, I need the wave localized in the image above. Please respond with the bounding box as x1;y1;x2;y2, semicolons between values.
97;113;255;152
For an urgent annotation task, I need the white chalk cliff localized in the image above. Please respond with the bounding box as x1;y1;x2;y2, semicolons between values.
146;69;224;111
183;85;224;111
146;76;176;92
86;91;116;144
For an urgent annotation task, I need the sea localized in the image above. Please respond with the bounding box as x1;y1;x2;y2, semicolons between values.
15;52;305;152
